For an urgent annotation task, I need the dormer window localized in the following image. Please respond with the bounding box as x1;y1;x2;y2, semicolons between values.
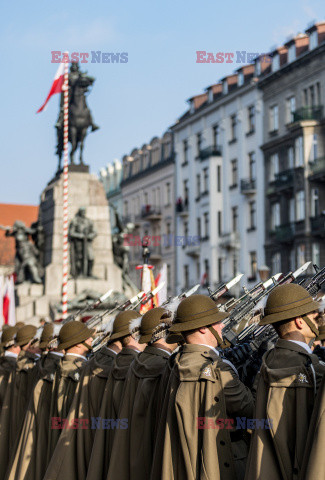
237;72;244;87
255;60;261;76
309;31;318;49
288;44;296;62
272;54;280;72
223;81;228;95
208;89;213;103
190;101;195;114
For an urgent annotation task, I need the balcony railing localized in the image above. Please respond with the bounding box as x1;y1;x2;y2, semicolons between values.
274;223;295;243
198;145;222;160
292;105;323;122
240;178;256;194
220;232;240;250
310;213;325;236
274;169;294;188
141;205;162;220
309;157;325;179
176;198;189;215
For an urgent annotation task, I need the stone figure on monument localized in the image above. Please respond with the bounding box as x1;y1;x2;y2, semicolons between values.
56;62;100;168
1;221;43;284
68;207;97;278
111;205;135;292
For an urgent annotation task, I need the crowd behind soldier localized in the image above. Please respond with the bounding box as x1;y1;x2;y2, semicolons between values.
0;276;324;480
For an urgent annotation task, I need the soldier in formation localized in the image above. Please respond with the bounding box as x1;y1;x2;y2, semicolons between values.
0;278;323;480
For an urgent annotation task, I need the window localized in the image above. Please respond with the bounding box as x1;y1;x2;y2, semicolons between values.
295;190;305;221
295;137;304;166
232;206;238;232
217;165;221;192
232;253;238;276
184;220;188;239
249;251;257;280
316;82;321;104
230;159;238;187
223;80;228;95
288;44;296;63
165;182;171;205
248;105;255;133
203;212;209;238
230;114;237;141
311;188;319;217
249;152;256;179
290;249;296;271
218;257;223;282
197;133;202;155
269;105;279;132
272;252;281;275
288;147;294;169
167;264;171;289
309;31;318;50
213;124;220;148
289;197;295;222
184;265;189;288
217;211;222;236
309;134;318;162
303;88;308;106
204;259;210;286
183;140;188;164
144;192;148;205
156;186;161;207
124;200;128;216
183;179;189;204
196;261;200;280
197;218;201;238
249;201;256;229
196;174;201;197
297;245;306;267
271;203;280;230
203;168;209;193
269;153;279;181
286;96;296;123
310;85;315;106
272;54;280;72
312;243;320;266
238;71;244;87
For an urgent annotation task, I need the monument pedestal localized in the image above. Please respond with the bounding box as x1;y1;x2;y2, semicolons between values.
15;168;134;324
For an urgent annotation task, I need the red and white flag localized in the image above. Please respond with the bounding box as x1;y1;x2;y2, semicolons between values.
2;275;16;326
36;57;67;113
155;263;167;306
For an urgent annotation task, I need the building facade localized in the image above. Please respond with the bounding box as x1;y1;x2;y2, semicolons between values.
173;65;265;293
258;22;325;275
120;131;176;294
99;159;123;234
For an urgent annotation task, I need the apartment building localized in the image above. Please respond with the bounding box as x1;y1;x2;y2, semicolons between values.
173;65;265;293
120;131;176;294
99;159;123;233
258;22;325;275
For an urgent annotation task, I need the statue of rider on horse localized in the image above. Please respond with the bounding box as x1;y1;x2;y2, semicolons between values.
55;62;99;169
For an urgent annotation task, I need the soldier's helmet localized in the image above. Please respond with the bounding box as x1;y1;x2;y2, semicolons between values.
57;322;95;351
15;325;37;347
109;310;141;341
260;283;320;325
0;326;18;348
39;323;54;349
139;307;170;344
169;294;228;333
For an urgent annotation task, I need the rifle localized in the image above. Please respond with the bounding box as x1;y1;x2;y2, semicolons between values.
85;290;145;328
92;284;165;352
221;262;311;348
208;274;243;302
303;264;325;298
162;284;200;307
0;225;11;231
61;289;114;325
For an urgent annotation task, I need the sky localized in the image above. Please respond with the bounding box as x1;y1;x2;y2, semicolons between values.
0;0;323;205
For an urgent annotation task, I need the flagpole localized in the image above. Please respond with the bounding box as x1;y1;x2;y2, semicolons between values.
62;56;69;320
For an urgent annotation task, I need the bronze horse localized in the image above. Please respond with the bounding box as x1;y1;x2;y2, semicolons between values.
56;63;99;169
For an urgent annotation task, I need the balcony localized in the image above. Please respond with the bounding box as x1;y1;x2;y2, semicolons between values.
274;223;295;243
309;157;325;181
185;244;200;258
310;214;325;237
141;205;162;221
292;105;323;123
220;232;240;250
149;245;162;261
175;198;189;217
240;178;256;195
197;145;222;160
267;169;295;195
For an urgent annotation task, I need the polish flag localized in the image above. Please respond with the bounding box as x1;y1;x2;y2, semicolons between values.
2;276;16;326
155;264;167;306
36;58;67;113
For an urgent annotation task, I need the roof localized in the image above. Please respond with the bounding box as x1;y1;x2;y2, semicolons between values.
0;203;39;266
